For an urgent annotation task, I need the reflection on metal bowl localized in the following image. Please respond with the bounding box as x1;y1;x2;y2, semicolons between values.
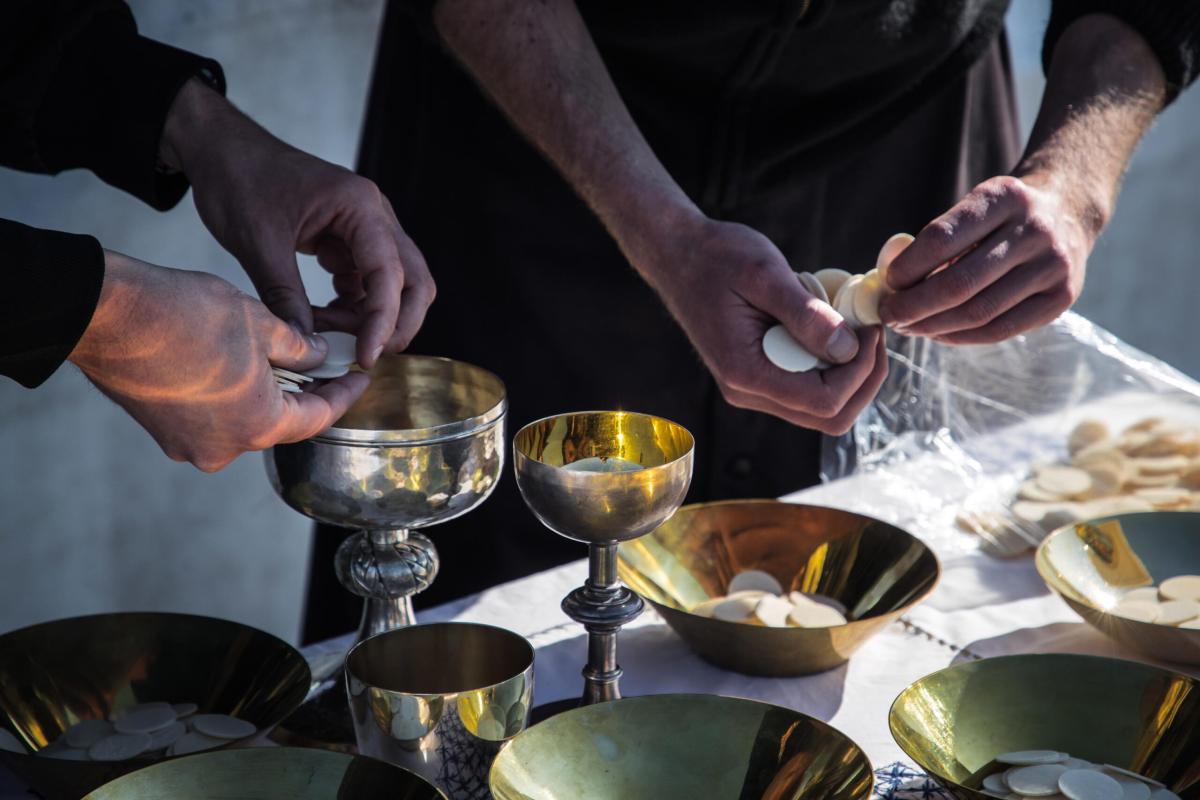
618;500;940;675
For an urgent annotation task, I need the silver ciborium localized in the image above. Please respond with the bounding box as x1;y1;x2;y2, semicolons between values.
513;411;693;712
264;355;505;747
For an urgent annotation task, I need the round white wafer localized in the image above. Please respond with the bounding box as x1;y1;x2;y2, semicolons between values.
787;603;847;628
712;595;759;622
982;773;1010;794
1059;768;1122;800
320;331;358;365
88;732;151;761
1110;776;1152;800
1020;480;1066;502
875;233;913;282
996;750;1067;766
1005;763;1069;794
728;569;783;596
1149;789;1183;800
146;721;187;751
833;274;865;328
1112;601;1161;623
114;705;177;735
1068;420;1110;454
1036;467;1093;498
753;594;792;627
0;729;23;753
1103;764;1163;788
1159;575;1200;601
304;362;352;380
762;325;820;373
851;270;887;326
189;714;256;740
1118;587;1160;605
65;719;113;748
813;268;853;301
1156;599;1200;625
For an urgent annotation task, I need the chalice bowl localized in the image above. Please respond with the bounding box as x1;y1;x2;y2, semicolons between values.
265;354;506;746
513;411;693;710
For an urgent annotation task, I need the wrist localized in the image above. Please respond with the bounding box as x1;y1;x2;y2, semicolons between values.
159;77;234;174
1012;165;1112;241
610;194;708;286
68;251;143;368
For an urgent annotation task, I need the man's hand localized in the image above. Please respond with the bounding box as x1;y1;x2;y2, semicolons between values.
641;217;888;435
160;79;435;368
68;251;369;472
878;174;1092;344
880;14;1166;345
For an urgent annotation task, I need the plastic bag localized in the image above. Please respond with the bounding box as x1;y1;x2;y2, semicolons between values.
820;311;1200;555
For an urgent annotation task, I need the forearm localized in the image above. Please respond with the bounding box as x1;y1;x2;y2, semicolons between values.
432;0;699;274
1017;13;1166;236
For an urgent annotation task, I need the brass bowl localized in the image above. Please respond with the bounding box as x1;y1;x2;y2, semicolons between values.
489;694;874;799
0;612;311;799
1037;510;1200;665
512;411;694;543
890;653;1200;799
266;354;506;530
617;500;940;676
84;746;446;799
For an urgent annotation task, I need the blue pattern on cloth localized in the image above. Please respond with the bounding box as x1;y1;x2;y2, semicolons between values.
874;762;952;798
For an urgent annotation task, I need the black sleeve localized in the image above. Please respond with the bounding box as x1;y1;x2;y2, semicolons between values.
0;220;104;388
0;0;227;210
1042;1;1200;104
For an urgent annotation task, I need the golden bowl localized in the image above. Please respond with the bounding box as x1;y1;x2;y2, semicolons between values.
489;694;874;799
0;612;311;799
617;500;940;676
83;746;446;799
890;653;1200;799
512;411;694;544
1037;510;1200;665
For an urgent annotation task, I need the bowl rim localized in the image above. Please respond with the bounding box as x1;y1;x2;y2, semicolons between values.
886;651;1199;790
0;610;312;759
489;691;875;798
512;409;696;475
1034;509;1200;621
313;355;507;446
618;498;943;631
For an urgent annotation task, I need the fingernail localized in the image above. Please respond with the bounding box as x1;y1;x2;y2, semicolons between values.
827;327;858;363
308;334;328;352
371;344;384;363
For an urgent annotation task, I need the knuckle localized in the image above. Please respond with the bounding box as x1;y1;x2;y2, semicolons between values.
942;267;979;301
807;392;839;419
966;293;1001;325
925;219;957;248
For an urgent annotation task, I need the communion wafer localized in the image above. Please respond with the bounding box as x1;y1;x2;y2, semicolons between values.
1058;768;1122;800
728;569;783;596
1006;763;1069;795
1068;420;1110;454
1035;467;1093;498
875;233;914;283
65;719;113;748
813;268;853;301
753;594;792;627
88;733;151;762
787;603;847;628
0;729;23;753
712;594;761;622
304;362;351;380
982;773;1009;793
190;714;257;740
833;274;865;327
146;721;187;751
1112;601;1161;623
852;270;887;326
1159;575;1200;601
1154;599;1200;625
114;705;177;735
762;325;821;373
320;331;358;365
172;703;198;719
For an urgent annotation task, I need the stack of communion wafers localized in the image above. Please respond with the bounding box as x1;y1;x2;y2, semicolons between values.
959;417;1200;545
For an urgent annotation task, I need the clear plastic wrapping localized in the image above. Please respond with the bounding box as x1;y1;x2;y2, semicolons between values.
821;312;1200;555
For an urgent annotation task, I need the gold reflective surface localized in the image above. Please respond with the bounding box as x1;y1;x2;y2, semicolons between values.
489;694;874;800
618;500;940;675
0;613;311;799
84;746;446;799
1036;511;1200;665
890;654;1200;799
346;623;534;798
513;411;694;543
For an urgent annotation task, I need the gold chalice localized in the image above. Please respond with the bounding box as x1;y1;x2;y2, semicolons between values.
513;411;693;711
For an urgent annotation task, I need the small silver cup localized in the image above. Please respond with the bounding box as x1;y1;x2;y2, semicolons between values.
346;623;534;800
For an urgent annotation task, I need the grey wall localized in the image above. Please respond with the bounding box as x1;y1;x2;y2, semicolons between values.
1;0;1197;642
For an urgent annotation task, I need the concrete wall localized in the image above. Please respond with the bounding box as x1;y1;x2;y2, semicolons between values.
1;0;1197;642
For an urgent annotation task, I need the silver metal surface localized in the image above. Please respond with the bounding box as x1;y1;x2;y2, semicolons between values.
346;623;534;800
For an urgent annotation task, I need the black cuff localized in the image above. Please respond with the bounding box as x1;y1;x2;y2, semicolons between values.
36;13;227;211
1042;1;1200;104
0;220;105;388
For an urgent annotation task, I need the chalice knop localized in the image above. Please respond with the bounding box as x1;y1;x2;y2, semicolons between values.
513;411;693;709
265;355;506;746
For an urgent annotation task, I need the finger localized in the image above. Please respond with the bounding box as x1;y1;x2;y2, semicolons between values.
387;230;435;351
887;177;1024;290
725;329;889;434
259;308;329;371
347;221;405;367
273;371;371;444
243;232;315;334
332;272;365;302
312;304;362;331
933;287;1073;345
900;257;1060;337
729;326;879;418
743;266;858;364
315;238;357;275
881;227;1032;327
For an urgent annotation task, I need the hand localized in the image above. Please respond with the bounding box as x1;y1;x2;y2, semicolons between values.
879;174;1095;345
160;79;435;368
638;216;889;435
68;251;369;472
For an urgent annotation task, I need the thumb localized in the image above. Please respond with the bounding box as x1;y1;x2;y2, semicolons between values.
750;270;859;364
259;307;329;371
243;237;315;334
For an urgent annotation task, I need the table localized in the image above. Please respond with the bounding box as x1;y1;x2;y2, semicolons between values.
6;394;1199;799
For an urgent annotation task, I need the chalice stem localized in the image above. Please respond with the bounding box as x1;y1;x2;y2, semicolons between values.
564;541;644;706
335;528;440;644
